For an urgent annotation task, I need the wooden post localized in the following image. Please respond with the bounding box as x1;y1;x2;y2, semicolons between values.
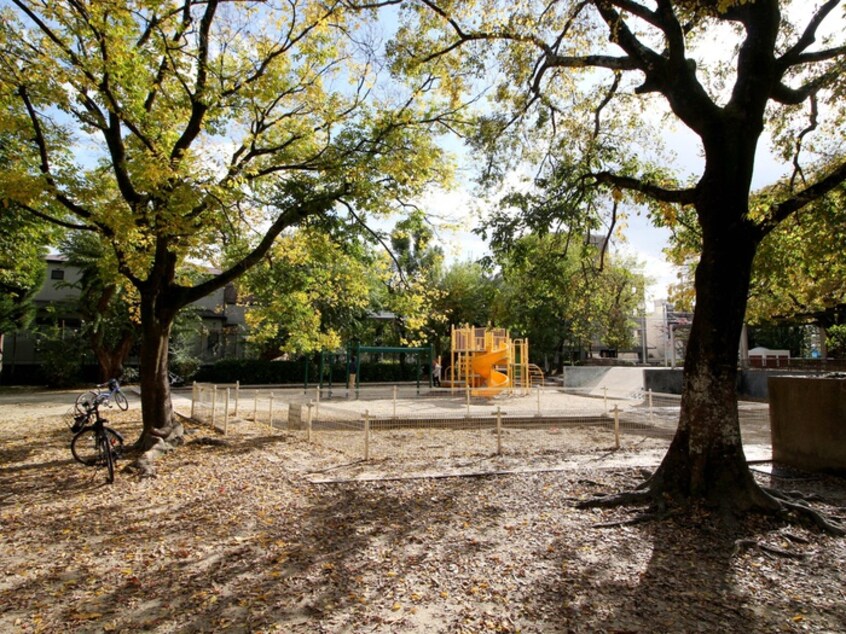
315;387;321;420
307;402;313;443
268;392;274;430
466;382;471;417
496;406;502;456
211;386;218;430
603;386;608;415
234;380;240;416
536;385;541;416
224;388;230;435
253;389;258;423
648;388;654;423
393;385;398;419
191;381;197;419
364;410;370;461
613;405;620;449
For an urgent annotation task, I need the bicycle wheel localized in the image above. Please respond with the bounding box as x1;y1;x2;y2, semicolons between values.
101;435;114;483
114;390;129;411
75;391;100;415
71;427;124;466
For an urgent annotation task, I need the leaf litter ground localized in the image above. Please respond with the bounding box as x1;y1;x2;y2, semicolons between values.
1;390;845;633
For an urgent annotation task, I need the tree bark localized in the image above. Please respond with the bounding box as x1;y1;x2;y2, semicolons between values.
648;205;777;515
137;289;177;450
92;330;134;383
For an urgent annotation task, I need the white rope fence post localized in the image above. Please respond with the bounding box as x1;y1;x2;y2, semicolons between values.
307;401;314;443
234;380;240;417
466;383;471;417
211;385;218;431
363;410;370;461
613;405;620;449
268;391;274;430
603;386;608;415
392;385;398;419
496;406;503;455
224;388;230;435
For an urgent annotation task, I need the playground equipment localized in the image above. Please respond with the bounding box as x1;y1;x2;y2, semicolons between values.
447;326;533;396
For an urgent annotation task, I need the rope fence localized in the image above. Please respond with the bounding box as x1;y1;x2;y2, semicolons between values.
188;382;772;462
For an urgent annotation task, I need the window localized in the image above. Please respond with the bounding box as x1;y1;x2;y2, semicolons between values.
50;269;65;280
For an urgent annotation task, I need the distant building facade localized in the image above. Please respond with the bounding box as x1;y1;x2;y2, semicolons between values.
1;255;248;380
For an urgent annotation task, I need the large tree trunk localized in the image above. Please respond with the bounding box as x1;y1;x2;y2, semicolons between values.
648;217;776;515
137;289;180;453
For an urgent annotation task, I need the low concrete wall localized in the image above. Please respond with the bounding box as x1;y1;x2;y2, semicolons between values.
644;368;820;401
558;366;613;388
643;368;684;395
768;376;846;474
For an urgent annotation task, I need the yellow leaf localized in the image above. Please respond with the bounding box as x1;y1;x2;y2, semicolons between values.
391;602;402;611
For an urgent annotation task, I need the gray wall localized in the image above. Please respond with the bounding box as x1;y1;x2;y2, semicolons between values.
769;376;846;474
644;368;821;401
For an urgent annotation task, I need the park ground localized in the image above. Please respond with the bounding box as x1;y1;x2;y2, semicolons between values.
1;387;845;633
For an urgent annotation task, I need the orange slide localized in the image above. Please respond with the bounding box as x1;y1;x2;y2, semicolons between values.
471;346;510;391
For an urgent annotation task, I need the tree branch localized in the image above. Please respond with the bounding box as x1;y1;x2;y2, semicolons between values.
171;0;217;162
180;185;349;305
760;160;846;235
591;171;695;205
339;199;410;289
16;86;94;220
771;67;842;105
17;203;93;232
789;94;818;191
778;0;842;68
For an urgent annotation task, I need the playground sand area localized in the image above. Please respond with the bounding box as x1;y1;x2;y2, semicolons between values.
4;388;845;633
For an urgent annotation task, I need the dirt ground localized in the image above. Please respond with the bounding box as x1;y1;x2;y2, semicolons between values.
1;388;845;633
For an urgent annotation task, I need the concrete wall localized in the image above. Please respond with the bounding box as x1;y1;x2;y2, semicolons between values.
644;368;821;402
558;366;614;388
643;368;684;395
768;376;846;474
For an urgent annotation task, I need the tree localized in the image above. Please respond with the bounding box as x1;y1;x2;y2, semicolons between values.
0;204;51;335
747;181;846;343
395;1;846;529
240;224;376;358
0;0;452;466
59;231;139;382
383;212;446;346
433;260;499;340
491;232;646;368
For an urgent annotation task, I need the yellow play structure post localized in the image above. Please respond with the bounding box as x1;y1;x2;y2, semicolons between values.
448;325;532;397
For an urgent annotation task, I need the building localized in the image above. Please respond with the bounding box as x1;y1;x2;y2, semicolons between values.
1;255;248;381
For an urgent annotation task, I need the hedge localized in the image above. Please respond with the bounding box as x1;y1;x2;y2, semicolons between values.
193;357;431;385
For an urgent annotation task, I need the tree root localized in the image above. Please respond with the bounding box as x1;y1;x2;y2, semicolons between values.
574;477;846;536
775;497;846;536
732;538;810;560
132;420;185;478
576;488;656;510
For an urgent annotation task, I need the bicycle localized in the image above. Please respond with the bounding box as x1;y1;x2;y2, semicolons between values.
70;396;125;484
75;378;129;414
